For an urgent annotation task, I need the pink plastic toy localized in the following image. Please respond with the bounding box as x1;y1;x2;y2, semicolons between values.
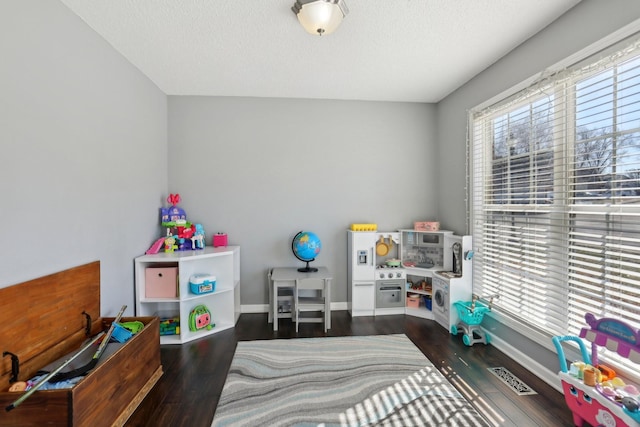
146;237;165;255
553;314;640;426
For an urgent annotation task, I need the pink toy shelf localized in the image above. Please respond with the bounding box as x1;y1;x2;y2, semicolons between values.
553;313;640;427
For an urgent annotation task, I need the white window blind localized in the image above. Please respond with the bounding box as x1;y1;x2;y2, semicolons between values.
471;34;640;374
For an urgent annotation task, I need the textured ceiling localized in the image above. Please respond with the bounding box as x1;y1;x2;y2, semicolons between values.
59;0;581;103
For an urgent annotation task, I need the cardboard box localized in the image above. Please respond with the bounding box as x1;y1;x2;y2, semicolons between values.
414;221;440;231
406;295;421;308
145;267;178;298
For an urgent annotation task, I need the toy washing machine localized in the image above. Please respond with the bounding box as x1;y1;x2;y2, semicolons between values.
433;272;472;332
432;275;450;330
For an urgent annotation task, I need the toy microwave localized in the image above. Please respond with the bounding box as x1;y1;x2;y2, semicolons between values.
189;274;216;295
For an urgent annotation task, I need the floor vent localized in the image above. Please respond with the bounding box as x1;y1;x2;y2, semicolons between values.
487;367;537;396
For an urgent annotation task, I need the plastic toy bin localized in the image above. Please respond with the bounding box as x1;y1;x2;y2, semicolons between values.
406;294;420;308
145;267;178;298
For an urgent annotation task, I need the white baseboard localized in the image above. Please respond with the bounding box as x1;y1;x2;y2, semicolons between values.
241;304;269;313
332;302;348;311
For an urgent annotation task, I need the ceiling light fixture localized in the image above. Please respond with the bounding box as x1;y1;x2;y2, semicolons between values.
292;0;349;36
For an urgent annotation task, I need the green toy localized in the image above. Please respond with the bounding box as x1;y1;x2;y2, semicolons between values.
189;304;214;332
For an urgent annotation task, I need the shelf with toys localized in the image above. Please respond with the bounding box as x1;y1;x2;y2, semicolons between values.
135;194;240;345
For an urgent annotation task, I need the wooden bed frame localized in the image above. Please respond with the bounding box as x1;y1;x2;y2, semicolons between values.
0;261;162;426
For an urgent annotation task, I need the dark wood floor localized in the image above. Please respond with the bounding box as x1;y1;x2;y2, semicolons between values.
124;312;577;426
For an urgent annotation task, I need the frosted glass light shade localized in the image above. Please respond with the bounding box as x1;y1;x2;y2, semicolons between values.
292;0;349;36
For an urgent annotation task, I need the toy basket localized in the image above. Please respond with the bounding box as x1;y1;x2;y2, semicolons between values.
454;300;490;325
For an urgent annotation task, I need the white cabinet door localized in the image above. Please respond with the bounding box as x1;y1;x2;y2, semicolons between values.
349;232;375;281
351;281;375;316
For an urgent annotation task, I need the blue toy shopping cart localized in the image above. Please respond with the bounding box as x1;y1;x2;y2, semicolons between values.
451;300;491;346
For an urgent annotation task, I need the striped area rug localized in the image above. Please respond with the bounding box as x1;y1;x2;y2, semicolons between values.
212;334;489;426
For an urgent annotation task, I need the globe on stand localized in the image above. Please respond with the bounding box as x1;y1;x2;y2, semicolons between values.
291;231;322;272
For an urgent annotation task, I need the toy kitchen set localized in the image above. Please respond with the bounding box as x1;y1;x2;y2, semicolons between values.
347;223;473;330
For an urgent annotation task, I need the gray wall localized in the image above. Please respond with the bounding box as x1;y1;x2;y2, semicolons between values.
436;0;640;233
435;0;640;374
168;96;437;306
0;1;167;315
3;0;638;378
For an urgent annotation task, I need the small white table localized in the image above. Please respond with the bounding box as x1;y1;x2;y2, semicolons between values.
269;267;332;331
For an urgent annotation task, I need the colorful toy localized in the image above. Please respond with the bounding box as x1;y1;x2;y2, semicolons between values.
147;194;209;254
161;194;187;242
189;304;214;332
189;274;216;295
553;313;640;427
164;236;178;253
146;237;166;255
192;224;206;249
111;323;134;343
161;194;186;226
213;232;228;247
159;316;180;336
177;224;195;240
450;296;492;346
120;321;144;334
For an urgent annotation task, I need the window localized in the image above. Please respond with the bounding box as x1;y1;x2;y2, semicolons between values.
471;34;640;374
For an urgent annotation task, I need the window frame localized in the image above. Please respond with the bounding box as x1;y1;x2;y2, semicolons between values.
468;20;640;374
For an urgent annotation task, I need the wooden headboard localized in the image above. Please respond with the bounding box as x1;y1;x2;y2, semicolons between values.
0;261;102;384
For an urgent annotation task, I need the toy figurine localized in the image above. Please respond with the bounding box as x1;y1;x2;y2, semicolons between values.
161;193;186;228
174;224;195;250
192;224;205;249
177;224;195;240
164;236;178;253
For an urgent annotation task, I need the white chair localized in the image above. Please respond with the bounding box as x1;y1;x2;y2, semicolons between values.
294;277;329;332
269;268;295;330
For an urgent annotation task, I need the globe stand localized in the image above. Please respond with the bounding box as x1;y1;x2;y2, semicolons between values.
298;260;318;273
292;231;321;273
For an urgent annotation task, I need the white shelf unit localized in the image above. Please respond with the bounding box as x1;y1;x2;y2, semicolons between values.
134;246;240;345
405;286;434;319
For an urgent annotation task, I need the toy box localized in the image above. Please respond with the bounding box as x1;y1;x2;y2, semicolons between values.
145;267;178;298
213;233;228;247
414;221;440;231
189;274;216;295
0;262;162;427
